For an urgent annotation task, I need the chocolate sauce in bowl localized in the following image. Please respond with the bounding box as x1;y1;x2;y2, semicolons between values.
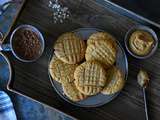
12;29;42;60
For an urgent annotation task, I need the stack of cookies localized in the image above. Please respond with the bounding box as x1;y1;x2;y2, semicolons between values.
49;32;125;102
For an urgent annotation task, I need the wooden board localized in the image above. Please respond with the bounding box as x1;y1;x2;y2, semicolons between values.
7;0;160;120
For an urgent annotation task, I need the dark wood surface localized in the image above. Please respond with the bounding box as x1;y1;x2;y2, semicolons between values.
110;0;160;24
6;0;160;120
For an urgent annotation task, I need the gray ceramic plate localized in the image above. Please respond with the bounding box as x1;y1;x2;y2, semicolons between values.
49;28;128;107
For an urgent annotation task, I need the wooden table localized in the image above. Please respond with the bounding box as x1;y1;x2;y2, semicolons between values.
110;0;160;24
6;0;160;120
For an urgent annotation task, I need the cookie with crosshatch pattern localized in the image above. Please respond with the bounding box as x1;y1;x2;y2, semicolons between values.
49;57;78;84
101;66;125;95
85;38;117;69
74;61;107;95
62;82;87;102
54;32;86;64
87;32;117;47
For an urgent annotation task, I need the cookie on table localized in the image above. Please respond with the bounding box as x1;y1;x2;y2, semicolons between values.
49;57;78;84
74;61;107;95
62;82;87;102
54;32;86;64
87;32;117;47
85;39;117;69
101;66;125;95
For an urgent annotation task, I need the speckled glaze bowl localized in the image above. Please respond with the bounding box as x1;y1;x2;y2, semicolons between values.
125;25;158;59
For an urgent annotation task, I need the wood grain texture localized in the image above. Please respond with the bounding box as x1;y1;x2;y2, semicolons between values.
6;0;160;120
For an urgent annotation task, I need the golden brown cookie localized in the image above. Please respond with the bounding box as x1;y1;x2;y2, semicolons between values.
54;32;86;64
87;32;117;47
62;82;87;102
85;40;117;69
101;66;125;95
74;61;107;95
49;57;78;84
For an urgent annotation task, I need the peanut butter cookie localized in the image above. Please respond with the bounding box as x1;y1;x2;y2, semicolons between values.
74;61;107;95
87;32;117;48
49;57;78;84
62;82;87;102
85;40;117;69
54;32;86;64
101;66;125;95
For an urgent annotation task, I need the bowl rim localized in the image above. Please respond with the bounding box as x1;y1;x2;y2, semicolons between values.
124;25;159;59
10;24;45;62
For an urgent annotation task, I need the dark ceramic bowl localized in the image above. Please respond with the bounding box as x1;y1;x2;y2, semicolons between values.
125;25;158;59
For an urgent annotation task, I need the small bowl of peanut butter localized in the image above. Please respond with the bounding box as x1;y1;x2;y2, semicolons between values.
125;25;158;59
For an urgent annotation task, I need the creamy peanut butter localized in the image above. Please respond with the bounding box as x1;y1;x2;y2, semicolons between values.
129;30;154;56
137;69;150;88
